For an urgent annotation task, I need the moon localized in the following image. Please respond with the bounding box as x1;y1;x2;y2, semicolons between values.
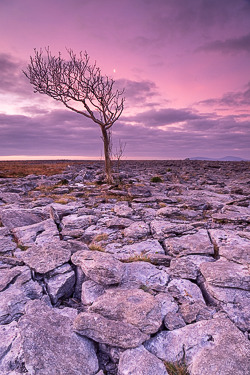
113;69;116;73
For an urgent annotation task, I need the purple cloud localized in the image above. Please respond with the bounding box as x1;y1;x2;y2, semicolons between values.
197;82;250;107
195;33;250;54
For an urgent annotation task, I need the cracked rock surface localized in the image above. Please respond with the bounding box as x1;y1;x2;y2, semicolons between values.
0;159;250;374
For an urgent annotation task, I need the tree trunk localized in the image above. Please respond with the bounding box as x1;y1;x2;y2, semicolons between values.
101;126;112;183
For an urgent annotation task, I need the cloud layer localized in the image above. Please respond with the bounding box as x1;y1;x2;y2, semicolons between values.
0;0;249;159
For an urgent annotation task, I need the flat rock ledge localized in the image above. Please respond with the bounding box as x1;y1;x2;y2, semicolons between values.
0;160;250;375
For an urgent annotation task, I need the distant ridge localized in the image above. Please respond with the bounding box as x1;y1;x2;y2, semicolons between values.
189;156;249;161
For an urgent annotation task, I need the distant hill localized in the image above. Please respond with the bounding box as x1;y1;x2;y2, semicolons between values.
189;156;249;161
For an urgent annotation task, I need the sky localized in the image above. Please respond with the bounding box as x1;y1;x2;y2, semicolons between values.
0;0;250;160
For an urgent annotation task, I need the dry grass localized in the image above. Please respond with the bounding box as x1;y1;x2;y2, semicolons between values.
93;233;108;242
164;360;190;375
88;243;105;252
0;160;86;178
120;254;152;263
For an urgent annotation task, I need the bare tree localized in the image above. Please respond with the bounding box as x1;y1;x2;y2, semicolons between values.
113;139;127;173
23;48;125;183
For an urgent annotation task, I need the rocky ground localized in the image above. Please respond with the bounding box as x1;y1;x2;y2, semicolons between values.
0;159;250;375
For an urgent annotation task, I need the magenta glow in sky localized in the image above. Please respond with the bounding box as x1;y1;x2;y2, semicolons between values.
0;0;250;159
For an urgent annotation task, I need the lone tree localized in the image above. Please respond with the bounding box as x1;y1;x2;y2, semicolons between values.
23;48;125;183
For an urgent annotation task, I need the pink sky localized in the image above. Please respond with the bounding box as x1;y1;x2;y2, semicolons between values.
0;0;250;159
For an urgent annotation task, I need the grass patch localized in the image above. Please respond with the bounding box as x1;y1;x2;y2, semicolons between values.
151;176;163;183
88;243;105;252
158;202;167;208
164;360;190;375
120;254;152;263
93;233;108;242
17;244;29;251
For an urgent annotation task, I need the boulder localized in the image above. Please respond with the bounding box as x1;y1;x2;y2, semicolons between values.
200;258;250;291
0;209;43;229
74;312;149;349
71;250;125;285
118;345;168;375
45;263;76;304
20;241;72;274
106;217;134;229
200;259;250;331
155;292;179;319
105;239;165;261
169;255;215;280
114;202;133;217
150;220;196;241
179;301;215;324
212;205;250;224
0;228;17;255
81;280;105;305
164;229;214;257
164;312;186;330
0;266;42;325
89;288;162;334
12;218;59;247
167;279;205;304
61;214;98;237
208;229;250;264
144;316;250;375
121;261;169;291
123;221;150;240
0;285;29;324
1;300;99;375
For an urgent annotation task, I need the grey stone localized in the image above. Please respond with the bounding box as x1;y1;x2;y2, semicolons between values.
74;312;149;349
73;266;85;300
156;206;199;220
89;288;162;334
71;250;125;285
123;221;150;240
14;300;99;375
0;265;43;325
0;267;22;292
144;316;250;375
118;345;168;375
128;186;152;198
209;229;250;265
55;306;78;322
0;209;43;229
212;205;250;224
164;229;214;257
164;312;186;330
200;258;250;290
105;239;165;261
121;261;169;291
0;321;19;369
0;285;29;324
0;192;21;204
200;259;250;331
155;292;179;319
150;220;196;241
179;301;215;324
61;214;98;237
82;225;113;244
169;255;215;280
45;264;75;304
98;343;125;364
167;279;205;304
114;202;133;217
106;217;134;229
81;280;105;305
12;218;59;247
20;241;71;274
0;228;17;255
62;239;89;254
